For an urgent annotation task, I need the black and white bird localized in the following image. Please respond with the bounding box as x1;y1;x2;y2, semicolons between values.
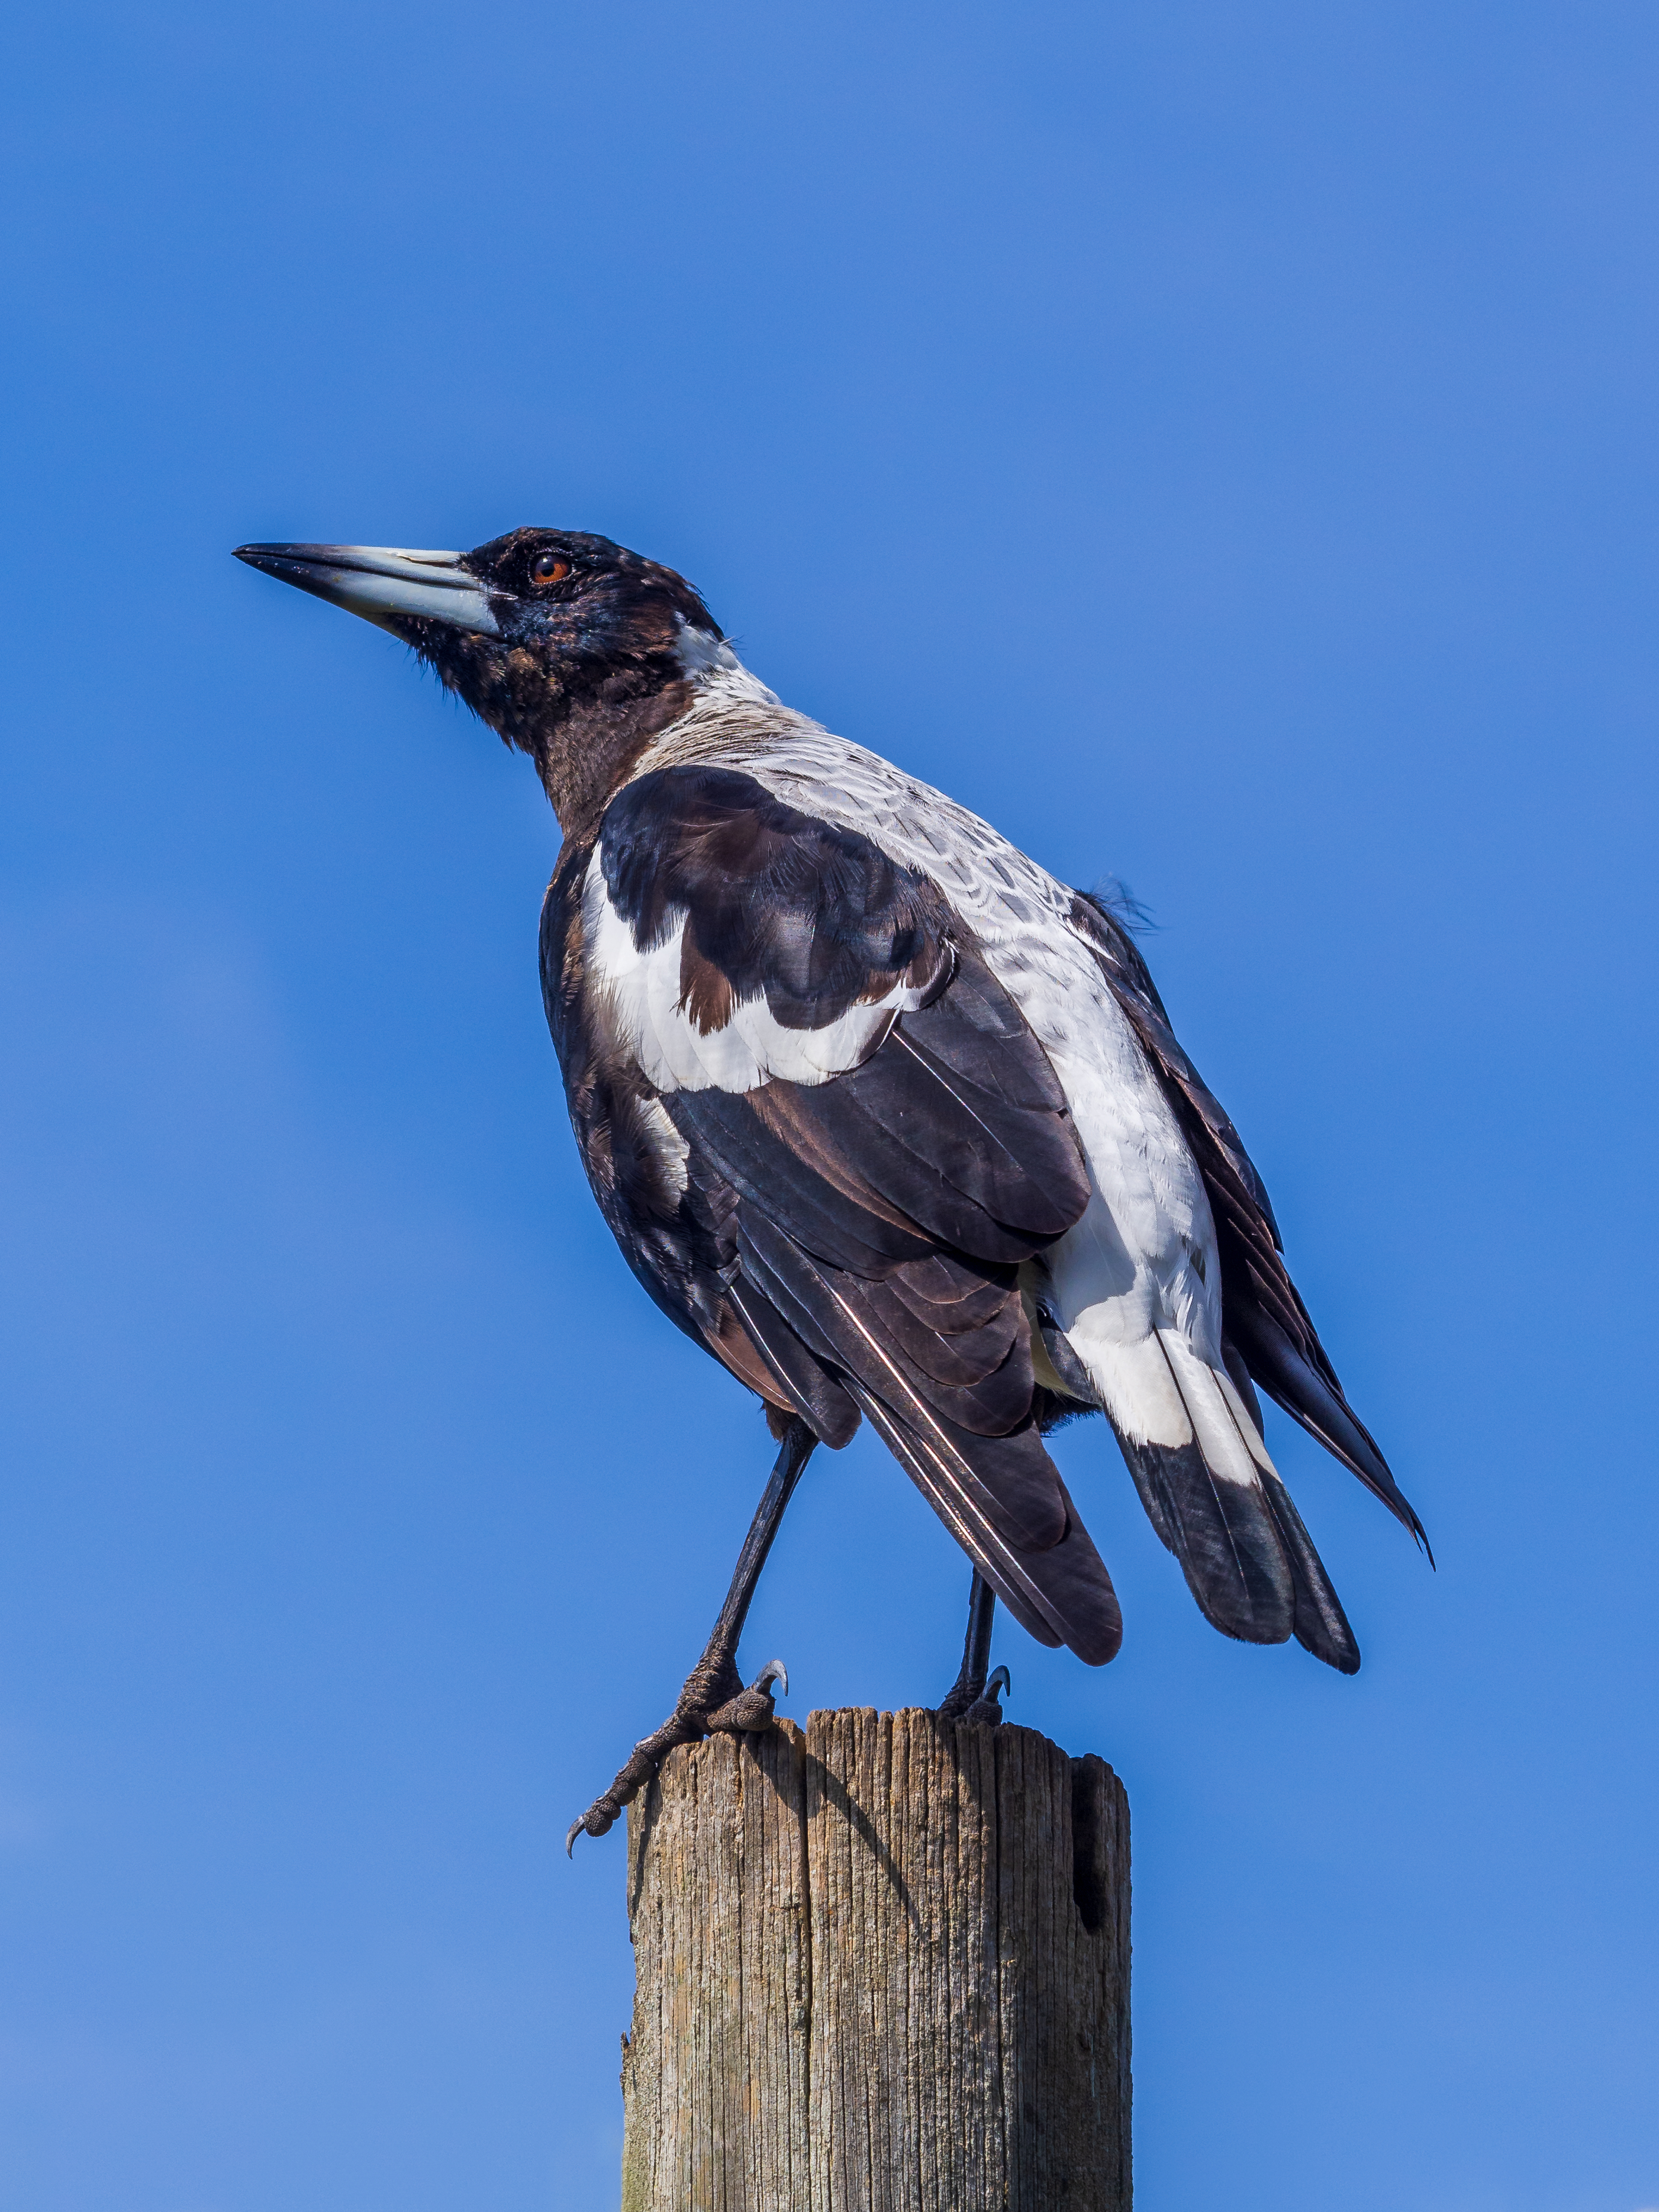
234;528;1427;1847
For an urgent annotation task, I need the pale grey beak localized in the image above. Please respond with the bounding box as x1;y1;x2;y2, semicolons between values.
232;543;500;636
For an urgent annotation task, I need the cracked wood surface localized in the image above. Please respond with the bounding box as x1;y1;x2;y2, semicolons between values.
620;1708;1130;2211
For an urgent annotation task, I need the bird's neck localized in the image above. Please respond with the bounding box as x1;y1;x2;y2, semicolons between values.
533;679;695;843
534;657;787;842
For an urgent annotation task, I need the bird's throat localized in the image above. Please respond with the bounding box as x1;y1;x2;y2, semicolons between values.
413;623;695;842
530;679;697;841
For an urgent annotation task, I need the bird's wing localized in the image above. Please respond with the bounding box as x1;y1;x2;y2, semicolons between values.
1068;888;1427;1554
700;732;1368;1669
544;761;1123;1664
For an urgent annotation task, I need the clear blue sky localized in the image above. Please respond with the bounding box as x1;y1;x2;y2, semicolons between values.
3;6;1655;2208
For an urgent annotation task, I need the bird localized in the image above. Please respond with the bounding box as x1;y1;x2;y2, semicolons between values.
233;527;1428;1850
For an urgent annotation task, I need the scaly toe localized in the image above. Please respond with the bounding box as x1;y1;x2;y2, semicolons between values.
704;1657;789;1735
960;1663;1011;1729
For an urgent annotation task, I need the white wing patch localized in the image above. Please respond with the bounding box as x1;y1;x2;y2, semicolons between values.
581;851;930;1097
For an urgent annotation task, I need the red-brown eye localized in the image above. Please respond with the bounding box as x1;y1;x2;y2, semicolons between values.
532;552;570;584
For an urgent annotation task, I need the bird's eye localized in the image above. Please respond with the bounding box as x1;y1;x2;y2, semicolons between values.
531;553;571;584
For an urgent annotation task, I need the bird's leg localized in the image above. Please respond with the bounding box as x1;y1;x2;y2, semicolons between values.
935;1569;1012;1727
566;1418;817;1852
936;1569;995;1718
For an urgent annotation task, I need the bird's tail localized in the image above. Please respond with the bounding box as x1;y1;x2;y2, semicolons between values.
844;1379;1123;1666
1089;1328;1360;1673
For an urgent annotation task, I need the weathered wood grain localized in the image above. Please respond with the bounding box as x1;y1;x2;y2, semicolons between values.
620;1708;1129;2211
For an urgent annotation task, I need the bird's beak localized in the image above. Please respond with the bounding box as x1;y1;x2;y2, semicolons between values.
231;543;500;637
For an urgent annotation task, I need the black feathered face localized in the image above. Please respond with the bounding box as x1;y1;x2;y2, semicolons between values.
233;527;726;762
412;529;726;756
462;528;720;662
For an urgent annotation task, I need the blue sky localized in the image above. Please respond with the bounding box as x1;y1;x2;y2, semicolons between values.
2;5;1656;2208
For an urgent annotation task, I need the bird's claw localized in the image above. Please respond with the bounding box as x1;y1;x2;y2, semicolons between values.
566;1657;790;1853
961;1662;1011;1728
940;1661;1011;1729
566;1731;669;1854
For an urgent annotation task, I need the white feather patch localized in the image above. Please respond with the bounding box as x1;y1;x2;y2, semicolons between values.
1159;1333;1272;1487
582;852;922;1097
636;1093;690;1200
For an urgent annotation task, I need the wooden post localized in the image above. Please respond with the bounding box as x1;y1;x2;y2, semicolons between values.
619;1708;1130;2211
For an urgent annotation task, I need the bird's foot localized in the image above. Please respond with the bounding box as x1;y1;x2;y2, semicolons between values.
565;1655;788;1853
936;1662;1011;1730
703;1658;790;1736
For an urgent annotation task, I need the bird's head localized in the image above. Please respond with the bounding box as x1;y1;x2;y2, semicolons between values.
233;527;732;836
